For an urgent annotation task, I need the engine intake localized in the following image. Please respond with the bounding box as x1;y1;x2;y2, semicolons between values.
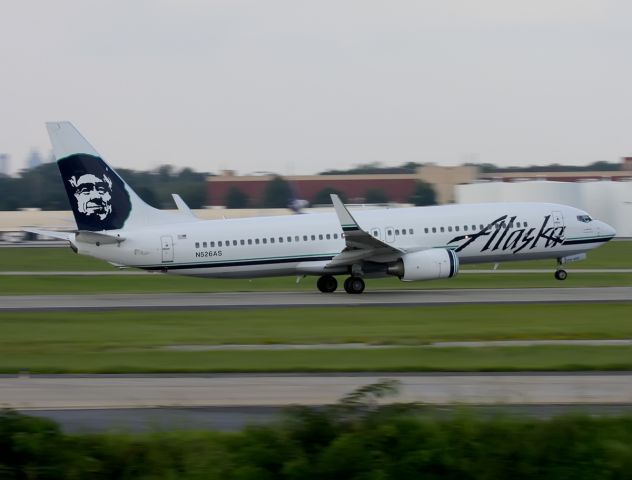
388;248;459;281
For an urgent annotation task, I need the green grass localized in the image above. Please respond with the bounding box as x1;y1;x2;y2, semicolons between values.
1;304;632;373
1;272;631;295
0;247;111;271
2;346;632;373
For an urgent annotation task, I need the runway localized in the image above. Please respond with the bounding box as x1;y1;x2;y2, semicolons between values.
22;404;632;433
2;287;631;311
2;373;631;410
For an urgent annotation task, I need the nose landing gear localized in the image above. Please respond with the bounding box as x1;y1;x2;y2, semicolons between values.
554;269;568;281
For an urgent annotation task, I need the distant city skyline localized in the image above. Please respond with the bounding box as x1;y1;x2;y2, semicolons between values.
2;1;631;176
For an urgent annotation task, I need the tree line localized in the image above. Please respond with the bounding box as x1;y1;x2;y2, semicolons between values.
0;165;437;210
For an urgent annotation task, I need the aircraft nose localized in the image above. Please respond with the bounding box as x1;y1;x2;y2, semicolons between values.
600;221;617;238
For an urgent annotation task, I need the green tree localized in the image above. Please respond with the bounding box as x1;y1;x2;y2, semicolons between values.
364;188;389;204
408;181;436;206
261;176;292;208
225;187;250;208
312;188;347;205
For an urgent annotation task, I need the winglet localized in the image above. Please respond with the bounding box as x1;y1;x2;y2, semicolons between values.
172;194;198;219
330;194;360;232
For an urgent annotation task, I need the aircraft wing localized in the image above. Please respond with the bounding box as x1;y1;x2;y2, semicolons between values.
327;194;404;267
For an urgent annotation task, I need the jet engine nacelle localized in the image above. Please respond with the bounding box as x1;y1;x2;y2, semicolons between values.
387;248;459;281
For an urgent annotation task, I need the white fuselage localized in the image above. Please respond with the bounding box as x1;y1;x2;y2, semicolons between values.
72;202;615;280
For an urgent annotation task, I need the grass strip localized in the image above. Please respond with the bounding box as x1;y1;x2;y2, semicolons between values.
1;272;631;295
1;304;632;372
2;304;632;348
2;346;632;373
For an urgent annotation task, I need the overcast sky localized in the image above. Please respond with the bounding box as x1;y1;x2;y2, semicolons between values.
2;0;632;175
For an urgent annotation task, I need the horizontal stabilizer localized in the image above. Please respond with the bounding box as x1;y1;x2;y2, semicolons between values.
23;228;72;241
75;231;124;245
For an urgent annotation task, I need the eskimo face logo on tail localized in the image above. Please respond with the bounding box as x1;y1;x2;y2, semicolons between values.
58;154;131;231
69;173;113;220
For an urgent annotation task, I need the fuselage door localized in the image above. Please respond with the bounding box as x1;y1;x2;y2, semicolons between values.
161;235;174;263
551;211;564;228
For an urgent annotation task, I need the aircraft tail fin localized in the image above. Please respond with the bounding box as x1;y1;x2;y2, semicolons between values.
47;122;191;231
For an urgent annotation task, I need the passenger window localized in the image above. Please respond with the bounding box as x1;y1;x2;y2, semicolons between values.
464;225;468;231
240;240;245;245
233;240;237;246
295;235;300;242
333;233;338;239
387;229;392;236
409;229;413;234
448;226;452;232
395;229;400;235
255;239;260;244
226;240;230;245
311;235;316;241
432;227;436;233
248;239;252;245
318;234;323;240
263;238;267;244
471;225;476;230
424;228;429;233
287;236;291;242
210;241;215;247
270;238;275;244
480;224;484;230
455;226;459;232
440;227;445;232
195;242;200;248
326;234;331;240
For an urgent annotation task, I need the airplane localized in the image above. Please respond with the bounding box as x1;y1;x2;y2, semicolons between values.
29;122;617;294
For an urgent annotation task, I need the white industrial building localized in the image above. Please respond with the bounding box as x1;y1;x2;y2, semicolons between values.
456;180;632;238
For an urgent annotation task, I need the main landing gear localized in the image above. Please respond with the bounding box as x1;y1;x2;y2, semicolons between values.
316;275;365;294
317;275;338;293
343;276;365;294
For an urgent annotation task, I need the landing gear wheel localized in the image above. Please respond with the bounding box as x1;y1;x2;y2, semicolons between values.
554;269;568;281
317;275;338;293
343;276;365;294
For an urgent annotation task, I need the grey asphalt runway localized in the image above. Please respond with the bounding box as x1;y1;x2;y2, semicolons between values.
2;287;631;311
2;373;631;410
22;404;632;433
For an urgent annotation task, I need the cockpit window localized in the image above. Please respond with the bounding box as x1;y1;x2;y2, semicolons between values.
577;215;592;223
